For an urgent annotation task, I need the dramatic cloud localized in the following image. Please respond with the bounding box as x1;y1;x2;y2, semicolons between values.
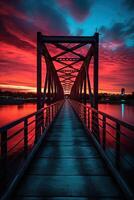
123;0;134;10
98;19;134;92
0;0;70;91
100;20;134;47
99;45;134;92
0;0;134;93
57;0;93;21
0;1;69;36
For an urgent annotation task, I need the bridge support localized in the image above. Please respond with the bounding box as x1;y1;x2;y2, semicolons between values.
92;33;99;140
93;32;99;110
37;32;42;111
36;32;42;141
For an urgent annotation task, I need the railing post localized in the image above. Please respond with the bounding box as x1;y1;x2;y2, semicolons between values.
49;107;51;124
92;109;100;142
35;112;41;143
50;106;52;122
1;130;7;183
54;105;56;117
82;106;84;123
24;118;28;157
46;106;50;126
80;104;82;119
79;104;81;118
56;104;58;114
88;108;90;130
91;110;94;134
115;122;121;169
46;107;49;127
41;110;45;132
102;115;106;150
52;105;54;120
84;106;86;124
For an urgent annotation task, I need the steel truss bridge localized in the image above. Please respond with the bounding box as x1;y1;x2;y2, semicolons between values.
37;32;98;109
0;33;134;200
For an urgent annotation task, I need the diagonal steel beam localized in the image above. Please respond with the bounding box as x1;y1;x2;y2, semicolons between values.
70;45;93;99
52;43;87;59
52;43;85;59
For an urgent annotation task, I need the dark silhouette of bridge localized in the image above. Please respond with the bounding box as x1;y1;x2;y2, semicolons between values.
0;33;134;200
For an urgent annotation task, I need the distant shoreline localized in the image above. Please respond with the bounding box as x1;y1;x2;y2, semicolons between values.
0;99;134;106
0;98;36;105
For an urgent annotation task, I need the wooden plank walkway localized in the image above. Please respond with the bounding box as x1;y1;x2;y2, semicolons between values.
13;100;124;200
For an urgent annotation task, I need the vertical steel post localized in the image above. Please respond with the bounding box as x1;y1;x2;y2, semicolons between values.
48;70;51;104
78;81;80;101
1;130;7;185
116;122;121;169
24;118;28;157
42;110;45;132
46;107;49;127
87;71;93;107
88;108;90;129
43;72;48;107
84;68;87;105
80;76;83;102
84;68;87;123
52;104;54;119
92;33;99;140
47;70;51;124
55;84;57;101
93;32;99;110
102;115;106;150
51;76;54;102
37;32;42;110
36;32;42;142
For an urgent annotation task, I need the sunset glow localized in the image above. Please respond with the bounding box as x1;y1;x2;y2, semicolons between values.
0;0;134;93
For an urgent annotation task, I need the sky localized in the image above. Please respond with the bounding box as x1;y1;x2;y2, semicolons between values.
0;0;134;93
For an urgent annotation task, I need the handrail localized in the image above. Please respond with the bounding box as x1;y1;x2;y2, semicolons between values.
69;99;134;195
0;100;64;195
72;101;134;130
95;109;134;130
0;101;61;132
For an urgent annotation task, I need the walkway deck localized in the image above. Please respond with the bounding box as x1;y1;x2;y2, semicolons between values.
13;101;124;200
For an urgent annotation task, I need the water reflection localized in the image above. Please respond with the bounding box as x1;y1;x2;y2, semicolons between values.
0;103;134;127
121;103;125;118
0;103;36;127
99;103;134;125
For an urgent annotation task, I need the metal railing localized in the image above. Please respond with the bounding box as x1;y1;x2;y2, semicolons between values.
69;100;134;192
0;100;64;193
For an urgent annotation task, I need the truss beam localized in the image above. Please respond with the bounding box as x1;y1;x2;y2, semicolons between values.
37;32;99;109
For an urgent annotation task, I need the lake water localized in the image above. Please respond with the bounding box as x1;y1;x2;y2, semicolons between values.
0;103;134;127
99;103;134;125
